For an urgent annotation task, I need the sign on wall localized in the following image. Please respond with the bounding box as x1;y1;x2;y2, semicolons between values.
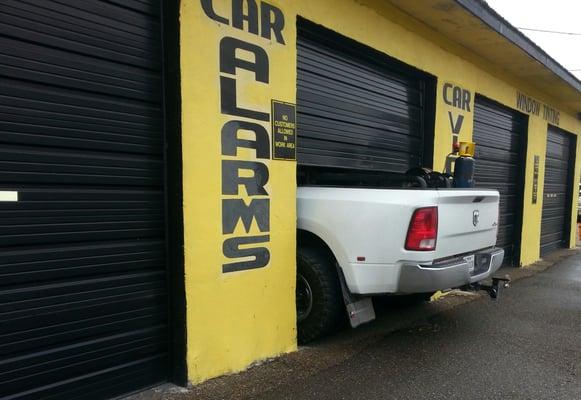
516;91;560;125
181;0;297;382
532;155;539;204
442;82;472;146
198;0;295;273
271;100;297;161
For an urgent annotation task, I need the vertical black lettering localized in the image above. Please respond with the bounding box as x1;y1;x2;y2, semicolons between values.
260;2;285;44
452;86;462;108
221;120;270;159
516;92;525;111
232;0;259;34
452;134;459;146
201;0;229;24
462;90;471;112
222;159;269;196
448;112;464;134
443;83;453;106
220;37;269;83
220;77;270;121
223;235;270;273
222;198;270;234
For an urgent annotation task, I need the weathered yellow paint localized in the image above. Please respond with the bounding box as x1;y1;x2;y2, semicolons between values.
291;0;581;265
180;0;580;383
435;81;475;170
568;136;581;248
180;0;297;384
520;118;548;265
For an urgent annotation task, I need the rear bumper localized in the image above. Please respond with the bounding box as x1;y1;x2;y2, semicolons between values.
342;247;504;295
397;247;504;293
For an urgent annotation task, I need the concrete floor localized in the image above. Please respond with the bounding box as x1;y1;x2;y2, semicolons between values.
130;249;581;400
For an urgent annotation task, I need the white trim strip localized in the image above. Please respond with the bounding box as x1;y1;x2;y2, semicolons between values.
0;191;18;202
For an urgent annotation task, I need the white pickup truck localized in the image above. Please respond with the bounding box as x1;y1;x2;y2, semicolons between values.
296;185;504;343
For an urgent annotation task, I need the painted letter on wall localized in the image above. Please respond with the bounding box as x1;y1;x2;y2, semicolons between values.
181;0;297;384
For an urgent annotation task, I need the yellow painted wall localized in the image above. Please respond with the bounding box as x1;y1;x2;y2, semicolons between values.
285;0;581;265
520;117;548;265
180;0;580;384
568;136;581;249
180;0;297;383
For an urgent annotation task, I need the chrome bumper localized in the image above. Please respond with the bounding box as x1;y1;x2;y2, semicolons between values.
397;247;505;293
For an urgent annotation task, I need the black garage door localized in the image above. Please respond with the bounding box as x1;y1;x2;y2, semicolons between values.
297;19;434;176
540;126;576;255
473;96;527;266
0;1;169;399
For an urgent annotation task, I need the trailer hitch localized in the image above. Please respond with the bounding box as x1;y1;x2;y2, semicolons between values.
465;275;511;300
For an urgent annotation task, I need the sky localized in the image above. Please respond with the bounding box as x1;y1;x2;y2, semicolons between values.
485;0;581;81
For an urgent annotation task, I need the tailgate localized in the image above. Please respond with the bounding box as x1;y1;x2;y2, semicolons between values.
435;190;500;259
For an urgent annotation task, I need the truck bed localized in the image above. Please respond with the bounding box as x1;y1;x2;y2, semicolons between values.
297;186;501;294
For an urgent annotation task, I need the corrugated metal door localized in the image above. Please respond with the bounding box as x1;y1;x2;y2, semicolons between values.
0;1;169;399
473;96;526;266
540;126;575;255
297;20;430;173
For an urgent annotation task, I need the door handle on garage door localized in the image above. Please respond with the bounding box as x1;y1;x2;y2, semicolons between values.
0;191;18;202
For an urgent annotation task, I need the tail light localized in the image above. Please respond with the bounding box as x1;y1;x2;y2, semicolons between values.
405;207;438;251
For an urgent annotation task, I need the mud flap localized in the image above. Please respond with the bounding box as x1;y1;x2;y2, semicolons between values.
336;266;376;328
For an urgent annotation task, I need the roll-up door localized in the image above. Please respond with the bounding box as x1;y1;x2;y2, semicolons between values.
473;96;527;266
296;19;434;175
0;1;170;399
540;126;576;255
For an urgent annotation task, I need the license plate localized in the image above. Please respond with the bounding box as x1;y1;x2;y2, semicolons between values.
464;255;475;274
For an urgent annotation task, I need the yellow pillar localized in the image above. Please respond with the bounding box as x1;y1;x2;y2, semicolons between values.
180;0;297;383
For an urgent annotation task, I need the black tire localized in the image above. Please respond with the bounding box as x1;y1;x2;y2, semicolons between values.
296;246;344;344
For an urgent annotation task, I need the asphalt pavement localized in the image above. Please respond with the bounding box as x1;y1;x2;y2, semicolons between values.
131;249;581;400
